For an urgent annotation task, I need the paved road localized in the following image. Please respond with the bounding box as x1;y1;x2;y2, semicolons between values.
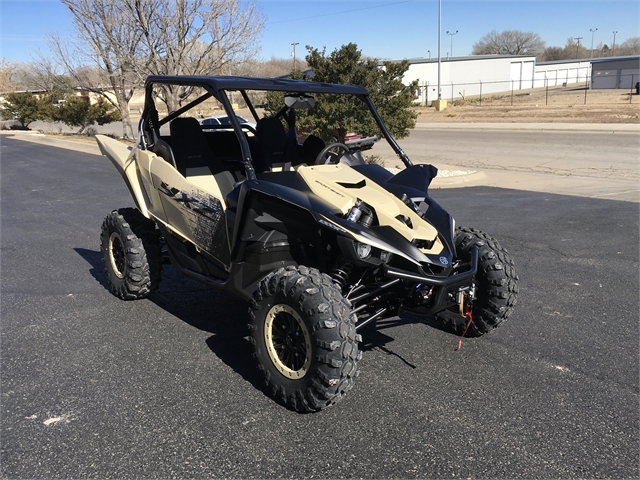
370;128;640;201
1;137;639;478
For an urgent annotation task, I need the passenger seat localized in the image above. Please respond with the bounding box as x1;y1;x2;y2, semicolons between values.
169;117;237;202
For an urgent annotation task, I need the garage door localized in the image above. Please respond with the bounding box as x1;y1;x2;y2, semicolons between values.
592;70;618;89
619;69;639;89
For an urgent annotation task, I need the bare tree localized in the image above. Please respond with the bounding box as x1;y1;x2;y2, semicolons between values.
239;56;308;78
0;59;16;93
542;46;571;62
562;37;589;59
51;0;144;139
595;43;610;58
123;0;265;113
618;37;640;55
472;30;546;56
17;57;74;96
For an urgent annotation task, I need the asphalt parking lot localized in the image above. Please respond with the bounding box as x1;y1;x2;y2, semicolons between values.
1;134;638;478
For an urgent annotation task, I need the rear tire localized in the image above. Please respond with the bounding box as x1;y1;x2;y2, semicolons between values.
249;265;361;412
100;208;163;300
435;227;518;337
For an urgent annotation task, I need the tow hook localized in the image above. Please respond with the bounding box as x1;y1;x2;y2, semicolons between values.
457;284;475;318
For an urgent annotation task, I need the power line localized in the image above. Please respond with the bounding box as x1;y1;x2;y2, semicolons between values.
267;1;415;26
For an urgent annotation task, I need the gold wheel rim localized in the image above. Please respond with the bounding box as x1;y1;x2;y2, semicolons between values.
264;304;312;379
108;231;126;279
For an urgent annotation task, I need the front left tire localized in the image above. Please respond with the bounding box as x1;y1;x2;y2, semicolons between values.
249;266;361;412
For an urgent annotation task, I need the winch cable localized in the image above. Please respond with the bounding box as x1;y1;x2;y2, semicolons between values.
454;306;474;352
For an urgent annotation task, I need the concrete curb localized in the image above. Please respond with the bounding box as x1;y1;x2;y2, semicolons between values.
1;131;102;155
431;170;486;187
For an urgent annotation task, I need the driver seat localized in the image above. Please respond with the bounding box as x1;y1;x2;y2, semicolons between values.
255;114;300;172
297;135;326;165
255;117;287;172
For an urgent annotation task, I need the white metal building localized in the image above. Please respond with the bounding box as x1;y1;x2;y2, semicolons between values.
590;56;640;89
399;55;538;105
533;59;592;88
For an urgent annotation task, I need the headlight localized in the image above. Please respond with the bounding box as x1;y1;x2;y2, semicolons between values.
380;250;393;264
354;241;372;259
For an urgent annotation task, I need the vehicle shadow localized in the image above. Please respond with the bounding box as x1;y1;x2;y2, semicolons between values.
74;247;111;290
75;246;264;385
358;312;446;369
75;247;436;382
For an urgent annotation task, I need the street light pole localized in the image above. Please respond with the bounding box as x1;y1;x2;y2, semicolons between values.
446;30;458;58
291;42;299;71
437;0;441;99
612;31;618;56
574;37;583;59
590;28;598;58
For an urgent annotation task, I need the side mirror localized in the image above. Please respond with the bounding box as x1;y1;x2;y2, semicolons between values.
284;94;315;109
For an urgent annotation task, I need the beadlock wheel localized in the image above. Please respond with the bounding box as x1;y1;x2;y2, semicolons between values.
264;304;312;379
108;232;126;279
249;265;361;412
100;208;163;300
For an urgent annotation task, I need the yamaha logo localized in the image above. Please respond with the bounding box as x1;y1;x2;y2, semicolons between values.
439;256;449;265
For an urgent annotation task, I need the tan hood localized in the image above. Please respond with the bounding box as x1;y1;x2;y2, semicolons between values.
297;164;444;254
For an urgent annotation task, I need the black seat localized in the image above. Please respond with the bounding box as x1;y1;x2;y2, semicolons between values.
255;117;287;173
170;117;225;176
297;134;326;165
146;108;176;168
255;114;301;172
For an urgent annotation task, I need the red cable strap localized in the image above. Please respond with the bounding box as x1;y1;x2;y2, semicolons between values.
454;308;473;352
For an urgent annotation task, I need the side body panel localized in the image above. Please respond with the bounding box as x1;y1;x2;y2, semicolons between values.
96;135;151;218
148;159;231;270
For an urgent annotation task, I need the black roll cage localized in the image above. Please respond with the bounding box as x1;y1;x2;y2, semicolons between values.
142;75;413;181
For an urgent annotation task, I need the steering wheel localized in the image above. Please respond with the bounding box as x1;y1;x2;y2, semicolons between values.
314;143;350;165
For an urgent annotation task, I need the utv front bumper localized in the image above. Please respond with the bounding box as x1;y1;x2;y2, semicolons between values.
384;245;478;288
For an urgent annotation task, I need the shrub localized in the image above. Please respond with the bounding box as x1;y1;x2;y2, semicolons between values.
364;154;385;166
52;95;121;134
0;92;47;129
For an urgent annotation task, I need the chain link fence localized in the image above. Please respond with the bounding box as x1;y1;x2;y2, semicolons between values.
417;73;638;107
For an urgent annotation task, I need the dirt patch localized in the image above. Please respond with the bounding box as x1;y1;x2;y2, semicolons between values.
416;87;640;123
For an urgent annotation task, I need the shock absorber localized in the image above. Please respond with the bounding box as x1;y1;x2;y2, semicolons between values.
330;257;352;288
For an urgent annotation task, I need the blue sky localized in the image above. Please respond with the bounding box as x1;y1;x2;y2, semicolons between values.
1;0;638;64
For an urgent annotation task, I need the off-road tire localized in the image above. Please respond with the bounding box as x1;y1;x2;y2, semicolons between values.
436;227;518;337
100;208;163;300
249;265;361;412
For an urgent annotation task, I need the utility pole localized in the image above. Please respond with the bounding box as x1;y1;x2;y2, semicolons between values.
612;31;618;56
574;37;583;59
428;50;431;60
291;42;299;71
590;28;598;57
446;30;458;58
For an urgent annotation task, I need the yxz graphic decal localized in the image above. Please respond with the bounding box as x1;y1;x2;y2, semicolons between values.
159;182;230;268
